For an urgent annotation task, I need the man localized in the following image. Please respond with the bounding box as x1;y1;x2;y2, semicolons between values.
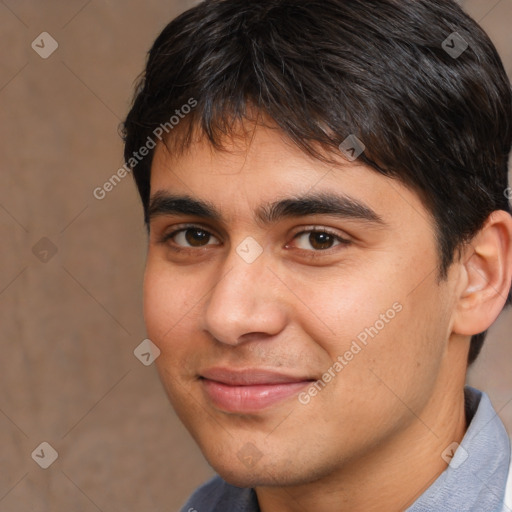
122;0;512;510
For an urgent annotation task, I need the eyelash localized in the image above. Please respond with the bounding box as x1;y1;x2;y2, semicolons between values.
159;224;351;255
289;227;351;254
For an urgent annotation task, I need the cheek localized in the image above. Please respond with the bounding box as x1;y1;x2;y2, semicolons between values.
283;264;403;359
143;260;208;400
293;258;447;390
143;263;171;340
143;260;197;348
342;279;451;409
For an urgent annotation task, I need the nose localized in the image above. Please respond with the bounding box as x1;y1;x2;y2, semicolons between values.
202;245;288;346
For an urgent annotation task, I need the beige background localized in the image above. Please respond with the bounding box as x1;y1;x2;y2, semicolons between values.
0;0;511;510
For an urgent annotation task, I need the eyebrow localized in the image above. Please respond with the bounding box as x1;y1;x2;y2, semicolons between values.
147;191;386;227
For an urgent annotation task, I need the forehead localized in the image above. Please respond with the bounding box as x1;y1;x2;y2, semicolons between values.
149;123;431;231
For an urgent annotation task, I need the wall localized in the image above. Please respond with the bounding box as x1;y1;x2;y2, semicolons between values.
0;0;511;510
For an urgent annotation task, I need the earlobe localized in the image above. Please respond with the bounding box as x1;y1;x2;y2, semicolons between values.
452;210;512;336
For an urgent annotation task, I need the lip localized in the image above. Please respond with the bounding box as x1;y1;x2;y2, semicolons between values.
200;367;315;413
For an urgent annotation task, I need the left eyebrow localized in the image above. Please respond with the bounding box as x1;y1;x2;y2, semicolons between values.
147;190;386;227
256;192;386;227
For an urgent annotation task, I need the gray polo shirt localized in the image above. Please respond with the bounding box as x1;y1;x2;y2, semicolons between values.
180;387;511;512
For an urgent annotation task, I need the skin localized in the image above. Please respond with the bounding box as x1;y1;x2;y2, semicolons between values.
143;120;512;512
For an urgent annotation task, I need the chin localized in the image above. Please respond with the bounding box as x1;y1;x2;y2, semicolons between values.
216;466;290;488
206;452;320;489
217;469;266;488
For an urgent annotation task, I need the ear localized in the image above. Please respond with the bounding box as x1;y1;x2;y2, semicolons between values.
452;210;512;336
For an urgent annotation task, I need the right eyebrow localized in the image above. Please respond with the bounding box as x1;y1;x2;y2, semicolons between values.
147;192;221;224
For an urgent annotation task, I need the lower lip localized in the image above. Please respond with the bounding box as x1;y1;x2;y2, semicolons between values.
201;379;312;413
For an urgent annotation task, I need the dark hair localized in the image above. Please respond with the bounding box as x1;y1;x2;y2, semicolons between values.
122;0;512;365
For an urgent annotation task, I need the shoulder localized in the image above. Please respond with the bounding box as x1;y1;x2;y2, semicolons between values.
179;475;259;512
504;444;512;512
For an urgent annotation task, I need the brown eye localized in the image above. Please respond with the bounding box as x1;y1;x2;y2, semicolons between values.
308;232;335;250
170;228;220;248
184;229;211;247
292;229;349;251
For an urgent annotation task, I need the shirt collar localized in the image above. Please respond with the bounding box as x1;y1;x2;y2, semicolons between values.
407;386;511;511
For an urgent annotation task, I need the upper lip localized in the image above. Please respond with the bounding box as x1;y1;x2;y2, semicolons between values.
200;367;315;386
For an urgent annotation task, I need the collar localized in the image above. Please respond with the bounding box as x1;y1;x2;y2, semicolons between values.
407;386;511;511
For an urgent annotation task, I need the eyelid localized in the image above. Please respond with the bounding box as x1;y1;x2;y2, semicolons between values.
160;223;221;245
289;225;351;241
285;225;352;253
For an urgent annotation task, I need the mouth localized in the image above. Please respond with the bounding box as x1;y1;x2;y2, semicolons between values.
199;367;316;413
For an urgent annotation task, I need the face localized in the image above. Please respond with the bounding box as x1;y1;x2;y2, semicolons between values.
144;122;461;487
